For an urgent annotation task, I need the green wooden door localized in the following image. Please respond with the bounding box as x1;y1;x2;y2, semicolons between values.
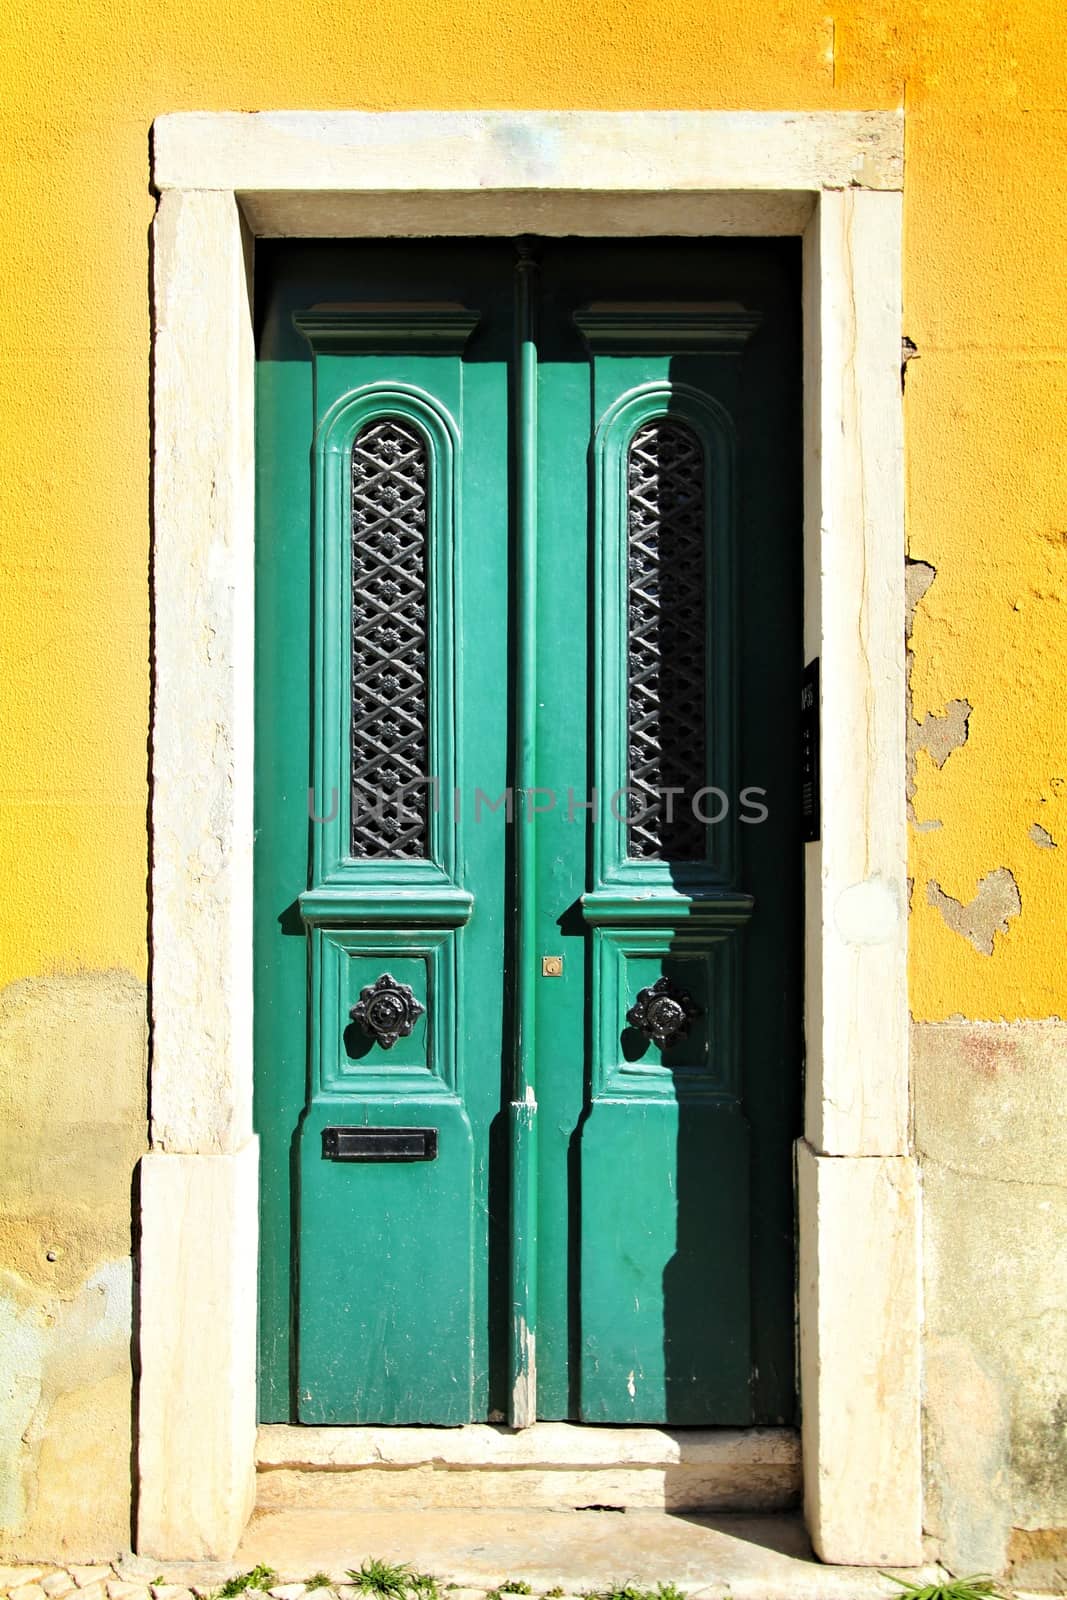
254;238;801;1427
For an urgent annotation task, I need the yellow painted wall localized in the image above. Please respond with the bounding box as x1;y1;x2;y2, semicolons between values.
0;0;1065;1018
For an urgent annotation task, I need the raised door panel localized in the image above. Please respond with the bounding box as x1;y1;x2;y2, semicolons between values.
575;307;757;1423
254;241;513;1424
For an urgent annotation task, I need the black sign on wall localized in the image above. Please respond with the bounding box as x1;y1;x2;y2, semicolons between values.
801;658;821;844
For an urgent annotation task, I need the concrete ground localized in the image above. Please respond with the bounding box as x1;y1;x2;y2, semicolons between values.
238;1508;932;1596
1;1511;966;1600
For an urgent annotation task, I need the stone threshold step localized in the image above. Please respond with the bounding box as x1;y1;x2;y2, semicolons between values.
223;1507;934;1598
256;1425;801;1514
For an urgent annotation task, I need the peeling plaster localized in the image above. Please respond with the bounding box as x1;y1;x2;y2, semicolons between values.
1029;822;1057;849
901;335;920;393
915;698;972;771
905;558;937;638
927;868;1022;956
905;560;972;828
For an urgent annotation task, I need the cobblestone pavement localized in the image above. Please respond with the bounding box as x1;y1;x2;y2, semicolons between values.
0;1567;582;1600
0;1557;1049;1600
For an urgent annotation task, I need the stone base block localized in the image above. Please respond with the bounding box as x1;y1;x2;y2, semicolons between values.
136;1143;259;1560
797;1140;922;1565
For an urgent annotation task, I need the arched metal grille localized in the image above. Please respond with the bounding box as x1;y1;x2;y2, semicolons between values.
626;419;708;860
350;418;429;857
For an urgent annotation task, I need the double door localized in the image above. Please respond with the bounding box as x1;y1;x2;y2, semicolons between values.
254;238;802;1426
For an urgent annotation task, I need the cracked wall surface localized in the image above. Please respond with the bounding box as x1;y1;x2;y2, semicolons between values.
915;1021;1067;1585
0;974;147;1559
0;0;1065;1576
905;205;1067;1018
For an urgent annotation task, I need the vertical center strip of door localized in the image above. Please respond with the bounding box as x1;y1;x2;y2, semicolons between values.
509;240;539;1427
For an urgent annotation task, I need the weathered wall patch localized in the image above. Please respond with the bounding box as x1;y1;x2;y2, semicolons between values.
926;868;1022;956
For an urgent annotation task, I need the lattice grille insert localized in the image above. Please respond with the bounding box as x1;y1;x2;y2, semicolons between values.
627;419;708;860
350;419;429;857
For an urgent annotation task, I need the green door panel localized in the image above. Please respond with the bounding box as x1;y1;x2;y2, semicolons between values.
557;278;759;1422
297;1096;476;1423
254;237;802;1426
256;242;513;1423
580;1100;750;1422
298;923;476;1421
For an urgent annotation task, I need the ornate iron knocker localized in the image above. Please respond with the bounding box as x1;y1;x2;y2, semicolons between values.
350;973;425;1050
627;976;700;1049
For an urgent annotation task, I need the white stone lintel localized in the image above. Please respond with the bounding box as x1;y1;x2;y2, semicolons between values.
152;110;903;200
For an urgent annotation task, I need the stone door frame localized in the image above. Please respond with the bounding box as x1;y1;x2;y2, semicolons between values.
140;110;919;1563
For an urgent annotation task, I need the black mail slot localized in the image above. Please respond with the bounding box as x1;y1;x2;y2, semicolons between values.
322;1125;438;1162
